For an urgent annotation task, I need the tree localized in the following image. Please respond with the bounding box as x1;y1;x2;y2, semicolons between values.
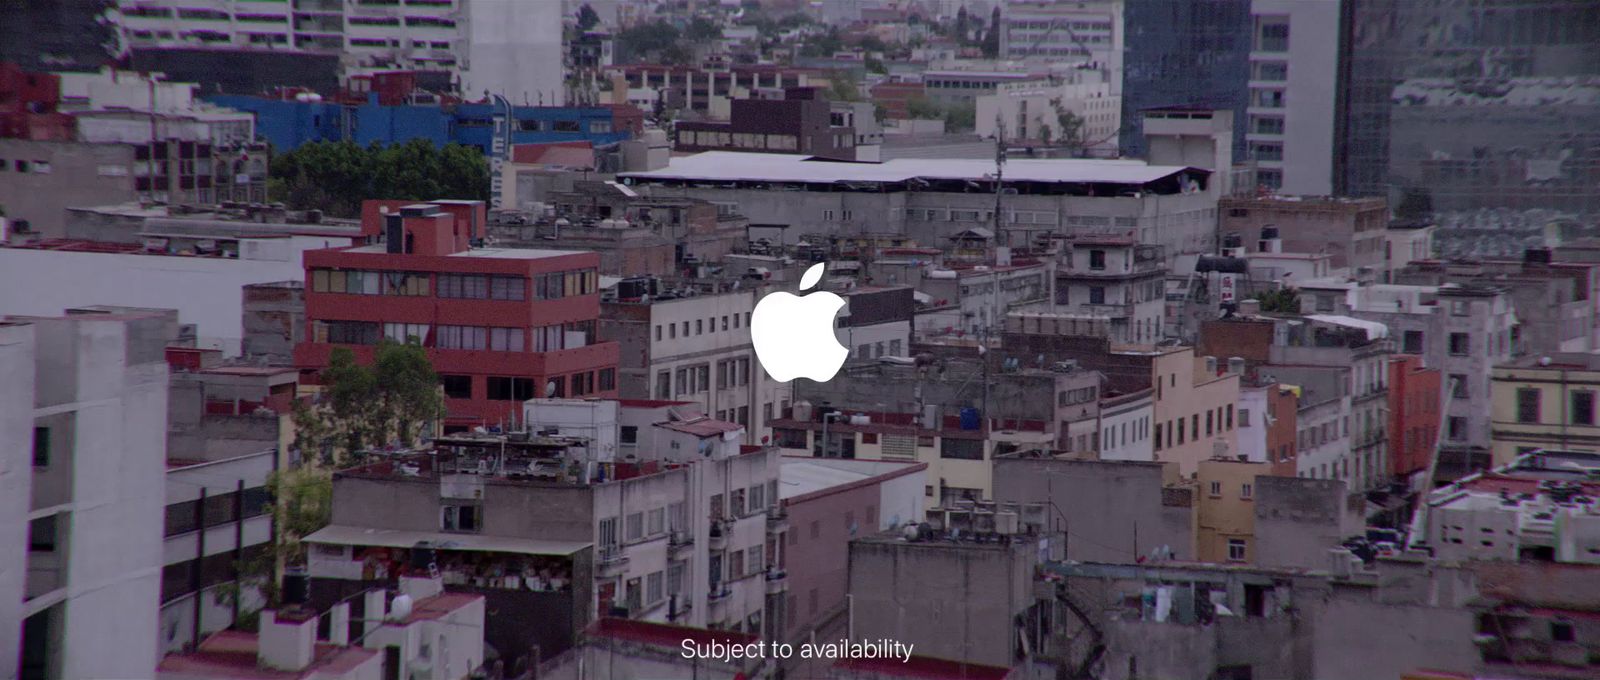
269;140;489;218
1253;288;1301;313
686;16;723;41
857;34;888;53
906;95;943;120
294;340;444;466
828;73;861;102
575;3;600;31
616;20;681;62
982;7;1001;58
801;26;843;57
1051;100;1088;154
945;101;976;132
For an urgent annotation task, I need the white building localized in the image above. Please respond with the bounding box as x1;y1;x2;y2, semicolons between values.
976;72;1120;155
1421;450;1600;565
4;308;173;679
1246;0;1341;194
1097;389;1155;463
998;0;1124;94
115;0;565;104
1053;236;1166;344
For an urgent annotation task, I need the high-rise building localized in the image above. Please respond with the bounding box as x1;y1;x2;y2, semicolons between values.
997;0;1124;94
1246;0;1342;195
1120;0;1252;160
1336;0;1600;211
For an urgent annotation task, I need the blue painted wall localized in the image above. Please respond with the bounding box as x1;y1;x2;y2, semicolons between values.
205;95;632;153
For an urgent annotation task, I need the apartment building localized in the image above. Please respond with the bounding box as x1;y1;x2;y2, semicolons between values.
1237;380;1299;476
997;1;1123;88
304;402;781;670
601;286;784;442
620;151;1222;261
160;450;274;654
1244;0;1340;194
1396;250;1600;357
1218;196;1389;282
1420;450;1600;565
2;309;174;679
1098;388;1156;463
916;260;1053;338
294;201;618;427
1052;236;1166;344
975;72;1121;155
115;0;564;105
1195;458;1270;564
1491;355;1600;465
607;64;826;115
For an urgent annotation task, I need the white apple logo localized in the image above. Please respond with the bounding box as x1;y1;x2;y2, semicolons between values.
751;262;849;383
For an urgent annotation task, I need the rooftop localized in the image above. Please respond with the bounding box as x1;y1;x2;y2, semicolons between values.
1502;353;1600;371
583;617;759;649
621;151;1203;187
779;456;926;501
156;630;378;680
304;524;592;557
832;655;1014;680
338;244;575;259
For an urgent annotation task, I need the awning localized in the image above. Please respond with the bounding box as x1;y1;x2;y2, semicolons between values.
1306;314;1389;341
304;525;591;557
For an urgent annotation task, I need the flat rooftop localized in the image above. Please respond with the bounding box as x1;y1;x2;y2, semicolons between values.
780;457;924;500
340;244;575;259
621;151;1202;187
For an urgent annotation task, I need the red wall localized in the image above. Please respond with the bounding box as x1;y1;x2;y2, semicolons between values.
1266;386;1300;477
1388;355;1443;478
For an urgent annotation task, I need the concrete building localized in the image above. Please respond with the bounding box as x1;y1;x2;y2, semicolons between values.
847;504;1060;669
922;71;1047;106
3;308;173;679
1252;475;1363;570
1218;196;1390;282
1098;388;1156;463
158;578;485;680
1052;236;1166;344
1389;354;1443;480
620;151;1220;261
607;64;828;116
501;180;743;275
1419;450;1600;565
1237;380;1299;475
600;286;784;441
974;72;1120;155
1491;355;1600;465
1195;459;1270;564
835;286;915;363
675;87;876;162
997;1;1123;90
1141;108;1237;199
1385;221;1436;280
994;456;1195;563
915;260;1053;339
776;457;925;642
1245;0;1341;194
294;200;619;427
160;450;274;655
1395;251;1600;357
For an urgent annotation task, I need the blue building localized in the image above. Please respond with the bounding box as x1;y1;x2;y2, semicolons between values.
205;95;634;153
1120;0;1252;160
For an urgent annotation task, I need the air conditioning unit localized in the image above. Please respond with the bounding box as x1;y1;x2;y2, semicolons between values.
995;511;1020;535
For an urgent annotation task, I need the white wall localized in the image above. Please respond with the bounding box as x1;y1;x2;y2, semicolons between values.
0;242;339;355
1249;0;1340;195
1099;398;1154;463
0;323;35;677
875;469;926;530
464;0;565;105
837;320;911;360
1236;387;1271;463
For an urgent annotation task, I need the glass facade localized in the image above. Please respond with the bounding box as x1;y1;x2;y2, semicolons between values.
1120;0;1253;159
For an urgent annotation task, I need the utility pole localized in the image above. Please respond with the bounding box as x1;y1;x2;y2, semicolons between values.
983;116;1006;430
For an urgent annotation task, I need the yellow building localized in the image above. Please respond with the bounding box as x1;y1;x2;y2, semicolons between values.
1490;354;1600;466
1194;458;1268;563
1149;347;1243;477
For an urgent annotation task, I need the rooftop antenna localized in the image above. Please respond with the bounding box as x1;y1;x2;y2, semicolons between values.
982;114;1006;431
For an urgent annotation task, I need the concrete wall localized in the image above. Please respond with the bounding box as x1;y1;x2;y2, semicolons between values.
784;477;882;639
847;539;1034;668
1252;476;1356;570
0;139;138;238
993;458;1192;563
0;322;35;677
463;0;564;105
0;246;329;355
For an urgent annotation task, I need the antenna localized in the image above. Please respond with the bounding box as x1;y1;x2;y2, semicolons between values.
983;115;1006;432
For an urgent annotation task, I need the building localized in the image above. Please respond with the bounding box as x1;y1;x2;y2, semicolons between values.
1491;355;1600;465
1195;458;1270;563
158;579;485;680
1252;475;1363;570
1395;251;1600;357
922;70;1048;106
675;87;863;162
294;200;619;427
1098;387;1157;463
1218;196;1390;282
914;259;1053;338
601;286;784;441
1237;380;1299;475
3;308;173;679
847;504;1060;669
1419;449;1600;565
607;63;828;115
205;95;637;155
1119;0;1251;160
540;618;768;680
1389;354;1443;479
996;1;1123;90
836;285;916;363
1245;0;1341;194
1336;0;1600;212
621;151;1221;262
974;72;1120;155
776;457;925;643
160;450;274;654
500;178;742;274
994;456;1195;563
0;1;118;73
1052;236;1166;344
1140;107;1239;199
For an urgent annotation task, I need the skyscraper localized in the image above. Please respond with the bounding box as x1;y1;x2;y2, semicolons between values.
1120;0;1253;160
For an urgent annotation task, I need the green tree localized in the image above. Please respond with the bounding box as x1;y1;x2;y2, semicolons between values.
616;20;681;62
295;340;444;466
268;140;371;217
686;16;723;41
982;7;1001;58
828;73;861;102
906;95;943;120
1253;288;1301;313
269;140;488;217
575;3;600;31
945;101;976;132
857;35;888;53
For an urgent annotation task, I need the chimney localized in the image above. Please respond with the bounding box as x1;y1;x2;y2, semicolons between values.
258;608;317;672
1228;357;1246;376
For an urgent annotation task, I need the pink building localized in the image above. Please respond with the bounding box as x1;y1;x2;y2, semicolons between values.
775;457;925;642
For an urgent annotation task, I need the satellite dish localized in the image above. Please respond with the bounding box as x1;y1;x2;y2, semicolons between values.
389;594;414;622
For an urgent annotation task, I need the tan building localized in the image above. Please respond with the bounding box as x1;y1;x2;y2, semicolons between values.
1218;195;1389;282
1194;459;1269;563
1151;347;1243;476
1491;354;1600;466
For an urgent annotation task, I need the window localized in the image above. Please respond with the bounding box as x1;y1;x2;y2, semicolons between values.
599;517;618;547
1449;333;1469;356
749;484;765;511
940;438;984;460
489;327;524;352
1089;287;1106;305
730;488;746;517
1551;620;1575;643
1226;405;1234;429
1517;388;1541;424
729;550;745;578
621;426;638;444
1241;483;1253;499
32;427;49;467
1573;392;1596;427
1209;481;1222;497
1258;22;1289;51
626;512;644;541
668;562;685;597
655;325;663;341
774;428;808;449
646;571;664;605
1450;374;1469;399
440;375;472;399
1239;409;1251;427
1227;539;1247;562
436;325;486;350
1088;249;1106;270
485;376;535;401
1447;416;1468;441
1402;330;1424;354
442;504;480;532
438;274;489;299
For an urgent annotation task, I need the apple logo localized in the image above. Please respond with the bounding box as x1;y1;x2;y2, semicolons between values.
751;262;849;383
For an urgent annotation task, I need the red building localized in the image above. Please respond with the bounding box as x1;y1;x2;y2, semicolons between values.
1388;354;1442;478
0;62;74;140
295;200;619;427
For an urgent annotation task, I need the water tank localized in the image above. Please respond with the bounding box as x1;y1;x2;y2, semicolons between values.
792;401;814;422
388;593;414;622
281;569;310;605
959;407;981;431
849;414;871;426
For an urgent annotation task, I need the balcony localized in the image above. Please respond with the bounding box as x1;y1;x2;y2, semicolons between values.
668;529;694;555
596;544;628;577
1075;302;1135;319
707;520;728;551
765;506;789;534
765;568;788;595
707;583;733;608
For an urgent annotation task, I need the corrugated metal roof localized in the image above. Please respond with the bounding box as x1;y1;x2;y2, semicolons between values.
621;151;1204;186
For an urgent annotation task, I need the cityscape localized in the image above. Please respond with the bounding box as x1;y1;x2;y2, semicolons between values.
1;1;1598;679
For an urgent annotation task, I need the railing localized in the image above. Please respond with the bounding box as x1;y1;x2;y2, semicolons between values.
1077;302;1134;318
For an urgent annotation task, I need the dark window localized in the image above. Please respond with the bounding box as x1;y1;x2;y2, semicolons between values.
166;500;199;536
1088;250;1106;270
621;426;638;444
1089;287;1106;304
599;368;615;391
442;504;480;532
1402;330;1424;354
441;375;473;399
242;487;272;518
774;428;808;449
861;432;878;444
1448;333;1469;356
1450;375;1469;399
28;515;57;551
1572;392;1595;426
203;492;238;528
32;427;49;466
940;438;983;460
486;376;535;401
1447;416;1468;441
1517;388;1541;424
1551;620;1575;643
